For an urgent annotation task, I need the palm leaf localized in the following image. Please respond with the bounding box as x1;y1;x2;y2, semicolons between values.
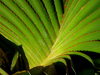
0;0;100;74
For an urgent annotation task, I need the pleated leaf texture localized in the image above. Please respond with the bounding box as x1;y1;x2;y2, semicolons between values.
0;0;100;71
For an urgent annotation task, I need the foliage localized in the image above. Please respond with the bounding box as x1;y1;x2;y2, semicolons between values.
0;0;100;75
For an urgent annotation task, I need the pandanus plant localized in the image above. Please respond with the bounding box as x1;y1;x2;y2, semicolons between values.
0;0;100;75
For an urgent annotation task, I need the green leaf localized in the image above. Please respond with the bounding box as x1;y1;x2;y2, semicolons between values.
66;41;100;53
27;0;56;43
66;52;94;66
11;51;19;71
0;68;8;75
54;0;63;25
13;0;53;48
0;0;100;74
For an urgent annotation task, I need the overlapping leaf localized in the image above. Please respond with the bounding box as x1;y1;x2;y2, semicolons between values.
0;0;100;74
